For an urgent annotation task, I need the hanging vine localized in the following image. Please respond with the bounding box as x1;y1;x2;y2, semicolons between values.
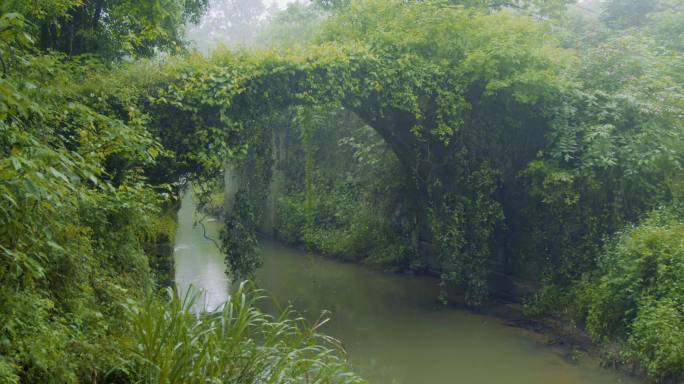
299;107;318;248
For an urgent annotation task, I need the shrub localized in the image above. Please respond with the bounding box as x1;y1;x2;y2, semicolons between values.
276;191;408;266
584;206;684;382
276;194;307;244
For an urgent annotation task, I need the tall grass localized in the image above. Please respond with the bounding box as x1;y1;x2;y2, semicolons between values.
119;282;364;384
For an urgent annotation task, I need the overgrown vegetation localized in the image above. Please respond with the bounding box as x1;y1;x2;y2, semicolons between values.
272;108;411;267
1;0;683;382
582;206;684;382
0;2;360;382
123;283;363;384
239;0;684;379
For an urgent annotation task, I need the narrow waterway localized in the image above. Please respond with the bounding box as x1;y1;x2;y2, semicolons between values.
174;191;638;384
174;189;229;311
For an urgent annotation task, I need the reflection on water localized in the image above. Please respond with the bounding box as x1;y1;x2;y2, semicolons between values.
173;189;228;311
173;193;638;384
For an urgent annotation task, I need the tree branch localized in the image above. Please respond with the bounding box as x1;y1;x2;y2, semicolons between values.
195;212;223;252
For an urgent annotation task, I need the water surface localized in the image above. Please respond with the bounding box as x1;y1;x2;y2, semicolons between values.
174;190;228;311
174;193;638;384
256;240;637;384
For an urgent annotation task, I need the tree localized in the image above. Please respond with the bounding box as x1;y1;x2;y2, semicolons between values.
3;0;209;58
314;0;575;16
313;0;351;11
258;2;324;48
601;0;663;28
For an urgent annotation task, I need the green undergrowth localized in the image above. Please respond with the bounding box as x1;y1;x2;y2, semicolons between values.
143;205;180;287
120;283;364;384
277;190;408;268
527;205;684;383
583;206;684;382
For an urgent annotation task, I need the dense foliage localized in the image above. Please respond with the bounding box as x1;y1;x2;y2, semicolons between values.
0;13;163;380
232;0;683;379
0;2;359;383
5;0;209;58
1;0;683;382
582;206;684;382
273;107;411;267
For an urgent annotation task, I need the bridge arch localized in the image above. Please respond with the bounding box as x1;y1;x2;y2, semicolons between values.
212;48;450;257
156;34;565;303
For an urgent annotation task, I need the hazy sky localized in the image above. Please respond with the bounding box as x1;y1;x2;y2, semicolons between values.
267;0;593;9
268;0;300;9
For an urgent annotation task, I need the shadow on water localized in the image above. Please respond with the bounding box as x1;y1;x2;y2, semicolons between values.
174;191;640;384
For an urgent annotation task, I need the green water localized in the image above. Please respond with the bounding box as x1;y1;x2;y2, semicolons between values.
175;191;638;384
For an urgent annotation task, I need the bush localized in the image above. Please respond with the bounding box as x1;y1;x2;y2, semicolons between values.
584;206;684;382
276;191;408;266
276;194;307;244
0;358;18;384
630;299;684;381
